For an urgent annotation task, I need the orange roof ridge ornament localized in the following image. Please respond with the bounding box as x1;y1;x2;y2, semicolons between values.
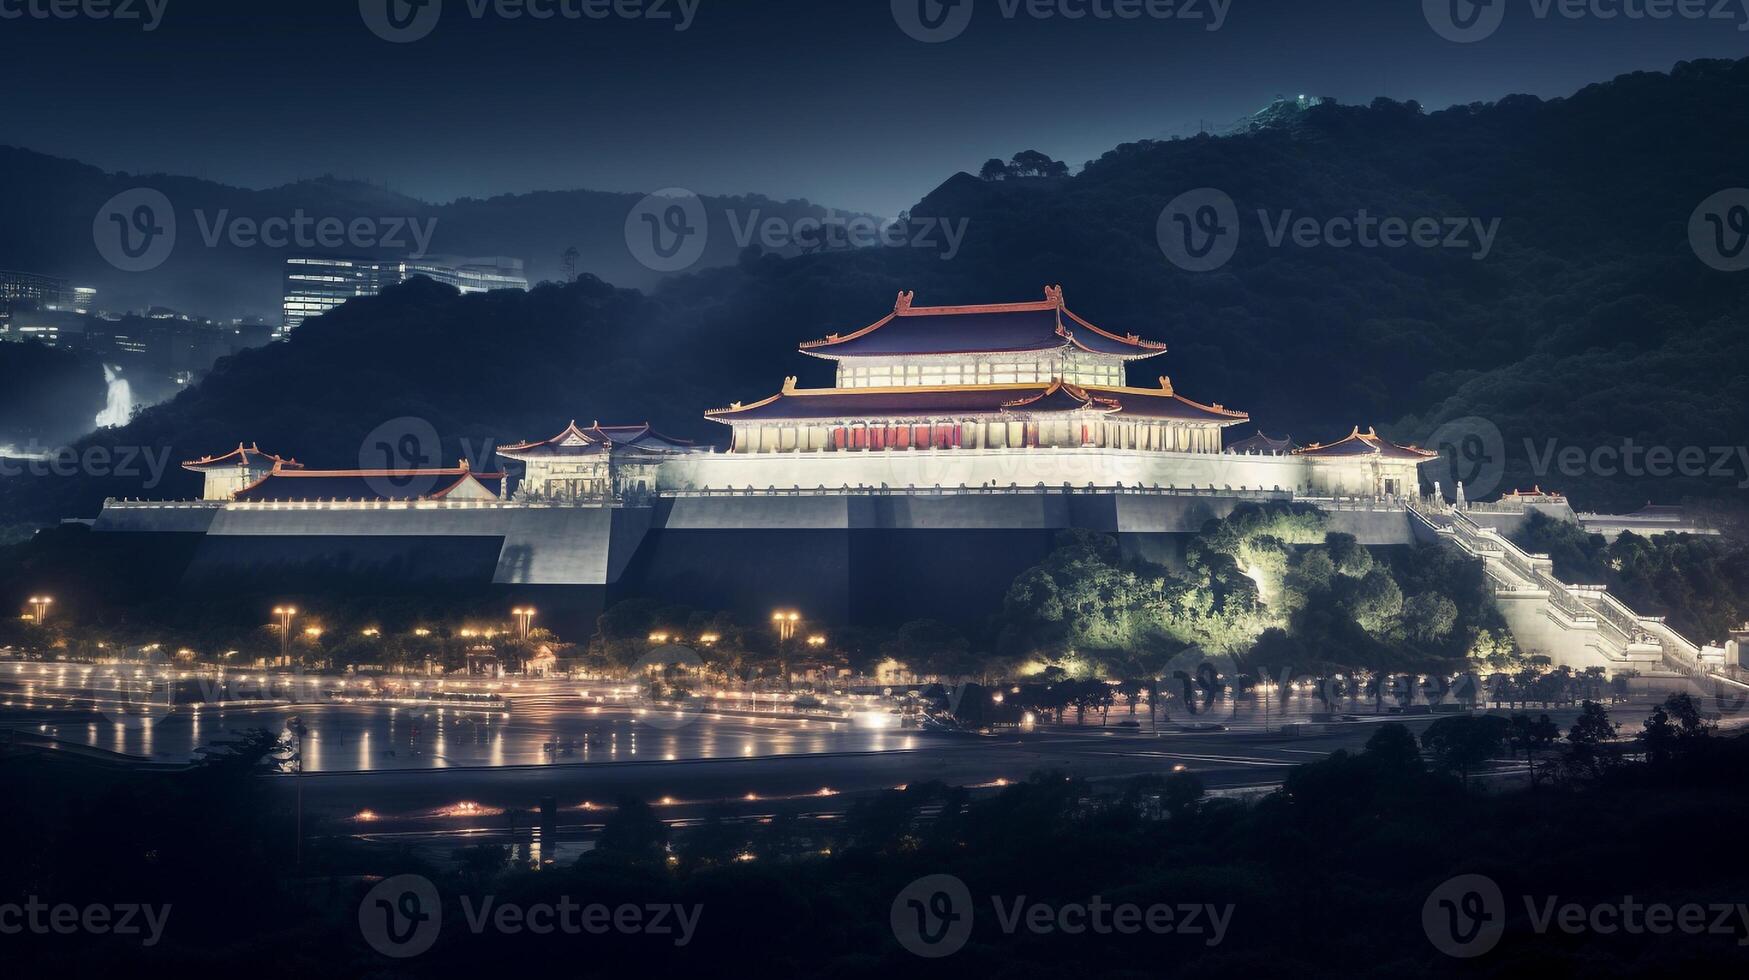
1158;376;1173;395
895;290;914;313
782;376;798;393
1044;284;1064;307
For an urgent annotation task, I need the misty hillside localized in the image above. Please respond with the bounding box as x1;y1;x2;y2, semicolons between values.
5;57;1749;523
0;147;879;317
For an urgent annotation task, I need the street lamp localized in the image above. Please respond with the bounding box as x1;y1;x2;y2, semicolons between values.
512;606;536;640
272;606;297;665
771;610;800;643
807;635;827;648
772;610;802;690
27;596;53;626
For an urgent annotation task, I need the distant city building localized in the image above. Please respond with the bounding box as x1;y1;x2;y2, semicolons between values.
280;255;528;337
0;269;93;312
1;271;96;341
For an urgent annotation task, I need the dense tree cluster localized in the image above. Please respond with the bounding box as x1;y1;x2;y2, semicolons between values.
1513;511;1749;640
995;503;1512;681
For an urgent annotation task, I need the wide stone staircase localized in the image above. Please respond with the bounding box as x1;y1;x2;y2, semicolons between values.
1407;501;1749;694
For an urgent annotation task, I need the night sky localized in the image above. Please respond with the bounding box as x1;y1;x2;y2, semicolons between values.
3;0;1747;216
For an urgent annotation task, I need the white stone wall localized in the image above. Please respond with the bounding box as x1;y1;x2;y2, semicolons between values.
657;447;1392;495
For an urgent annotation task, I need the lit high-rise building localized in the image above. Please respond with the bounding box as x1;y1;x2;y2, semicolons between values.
279;255;528;337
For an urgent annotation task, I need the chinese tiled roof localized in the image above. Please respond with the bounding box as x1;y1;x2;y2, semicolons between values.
707;377;1245;424
1226;431;1296;454
999;380;1120;414
497;421;694;459
181;443;301;472
1294;427;1438;461
232;463;505;501
798;286;1166;360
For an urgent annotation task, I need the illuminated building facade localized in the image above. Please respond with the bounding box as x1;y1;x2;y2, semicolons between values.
497;422;697;503
280;255;529;336
670;287;1435;499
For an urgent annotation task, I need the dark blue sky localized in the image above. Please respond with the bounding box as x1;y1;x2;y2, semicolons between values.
4;0;1747;216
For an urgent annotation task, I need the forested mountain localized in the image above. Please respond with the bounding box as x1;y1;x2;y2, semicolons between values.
5;57;1749;522
0;146;875;315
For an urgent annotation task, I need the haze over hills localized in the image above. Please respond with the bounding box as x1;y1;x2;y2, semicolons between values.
4;57;1749;525
0;146;882;317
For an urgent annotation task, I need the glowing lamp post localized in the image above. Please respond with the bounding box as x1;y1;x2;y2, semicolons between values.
772;610;801;689
27;596;53;626
771;610;800;643
272;606;297;666
512;607;536;641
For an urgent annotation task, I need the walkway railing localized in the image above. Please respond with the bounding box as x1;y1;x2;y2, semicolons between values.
1418;500;1733;682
